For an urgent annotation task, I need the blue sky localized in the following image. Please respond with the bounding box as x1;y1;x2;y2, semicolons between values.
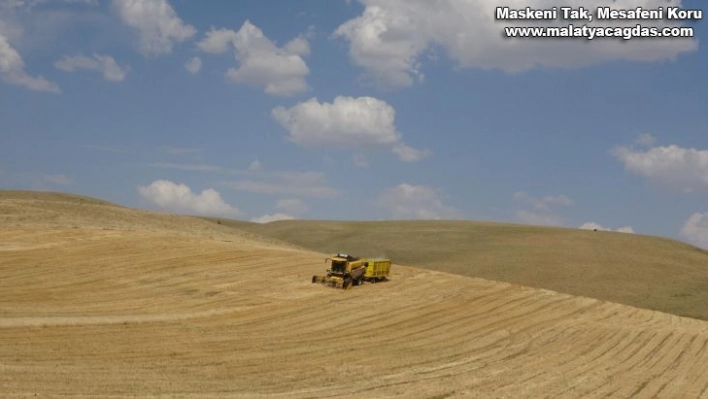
1;0;707;248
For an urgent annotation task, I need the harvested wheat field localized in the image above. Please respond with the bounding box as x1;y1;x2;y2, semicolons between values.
3;191;708;398
212;219;708;321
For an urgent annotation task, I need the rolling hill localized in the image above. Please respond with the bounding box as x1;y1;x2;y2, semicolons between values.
205;218;708;321
3;191;708;397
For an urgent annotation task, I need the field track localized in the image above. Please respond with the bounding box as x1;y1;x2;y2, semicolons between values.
2;193;708;397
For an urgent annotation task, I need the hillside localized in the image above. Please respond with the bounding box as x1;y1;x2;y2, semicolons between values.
209;219;708;321
4;191;708;397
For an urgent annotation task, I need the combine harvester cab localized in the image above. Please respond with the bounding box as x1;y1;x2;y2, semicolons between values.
312;253;391;290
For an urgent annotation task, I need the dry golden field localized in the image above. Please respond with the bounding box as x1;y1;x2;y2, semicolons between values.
3;191;708;398
217;219;708;321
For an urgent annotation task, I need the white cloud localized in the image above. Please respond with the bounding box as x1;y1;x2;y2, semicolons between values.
335;0;698;88
147;160;338;199
579;222;605;231
376;183;461;220
272;96;428;162
184;56;200;74
613;141;708;194
392;143;430;162
195;27;236;54
113;0;196;57
276;198;307;216
55;53;129;82
579;222;634;234
197;21;309;96
0;33;59;92
138;180;240;217
250;212;295;224
513;191;573;226
681;213;708;250
273;96;398;147
284;36;310;57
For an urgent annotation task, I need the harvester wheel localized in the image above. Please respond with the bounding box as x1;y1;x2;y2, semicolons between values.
344;277;353;290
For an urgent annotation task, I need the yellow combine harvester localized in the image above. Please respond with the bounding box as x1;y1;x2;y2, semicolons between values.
312;253;391;290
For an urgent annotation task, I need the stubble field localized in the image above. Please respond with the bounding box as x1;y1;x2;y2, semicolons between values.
3;191;708;398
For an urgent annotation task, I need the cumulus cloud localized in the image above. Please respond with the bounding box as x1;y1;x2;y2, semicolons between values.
616;226;636;234
148;160;337;199
0;33;59;92
681;213;708;250
272;96;429;162
273;96;398;147
250;213;295;224
513;191;573;226
55;53;129;82
113;0;196;57
335;0;698;88
138;179;240;217
250;198;307;224
613;139;708;194
184;56;200;74
195;27;234;54
579;222;606;231
376;183;461;219
196;21;309;96
392;144;430;162
579;222;635;233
